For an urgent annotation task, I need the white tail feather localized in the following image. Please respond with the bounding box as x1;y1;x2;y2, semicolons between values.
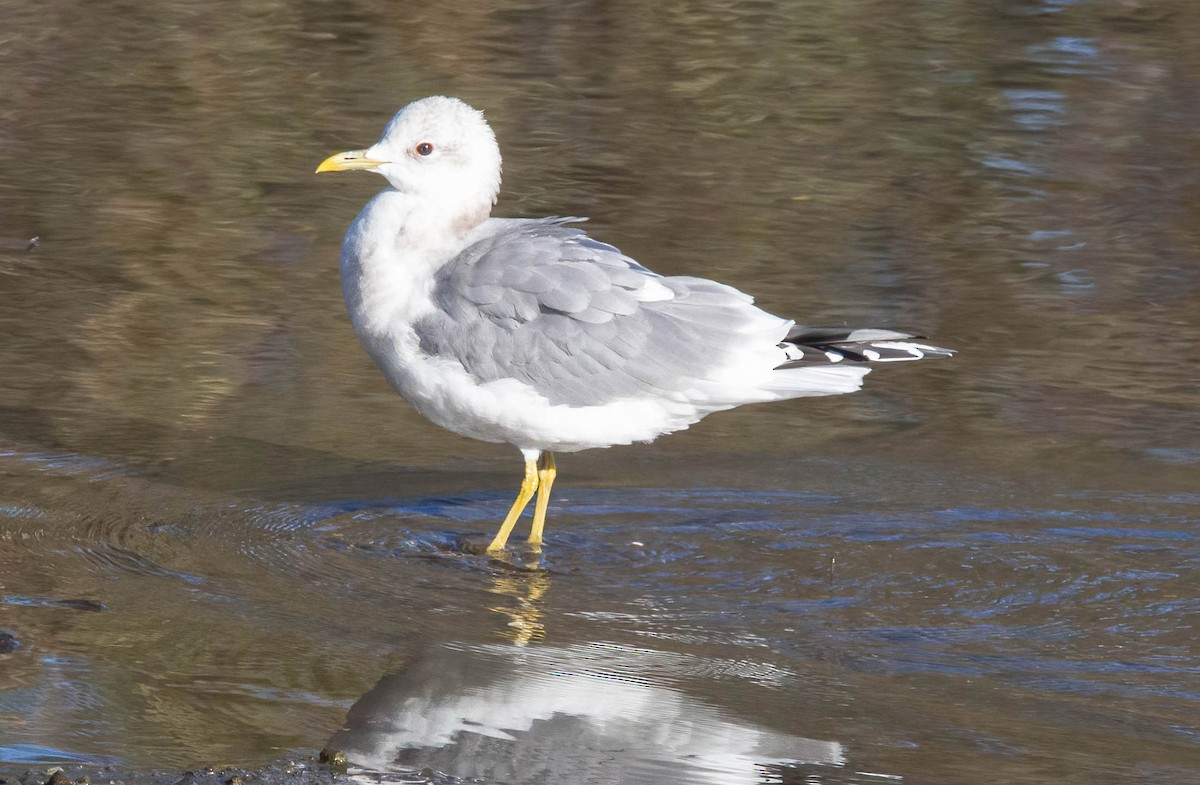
765;364;871;398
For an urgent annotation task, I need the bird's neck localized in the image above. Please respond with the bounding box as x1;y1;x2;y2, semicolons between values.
368;188;492;260
339;188;493;357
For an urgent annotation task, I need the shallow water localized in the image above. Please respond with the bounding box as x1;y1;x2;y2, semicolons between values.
1;1;1199;783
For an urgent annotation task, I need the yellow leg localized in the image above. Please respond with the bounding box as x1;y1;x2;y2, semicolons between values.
528;452;557;547
487;458;539;553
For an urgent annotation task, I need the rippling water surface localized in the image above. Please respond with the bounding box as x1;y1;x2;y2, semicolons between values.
1;1;1199;783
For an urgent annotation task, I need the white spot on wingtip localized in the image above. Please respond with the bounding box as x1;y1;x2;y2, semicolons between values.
873;341;931;360
824;351;844;362
634;278;674;302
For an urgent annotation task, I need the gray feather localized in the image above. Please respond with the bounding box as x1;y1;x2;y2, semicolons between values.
539;284;591;314
413;218;766;406
413;218;953;407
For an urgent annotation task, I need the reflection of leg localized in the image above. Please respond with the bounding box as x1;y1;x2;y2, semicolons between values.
489;571;553;645
488;457;539;553
528;452;557;547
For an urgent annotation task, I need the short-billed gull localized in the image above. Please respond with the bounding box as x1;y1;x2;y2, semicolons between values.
316;96;952;553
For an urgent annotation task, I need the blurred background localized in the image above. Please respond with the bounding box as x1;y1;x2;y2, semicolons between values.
0;0;1198;783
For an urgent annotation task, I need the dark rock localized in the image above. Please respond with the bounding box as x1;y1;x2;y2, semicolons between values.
316;750;346;768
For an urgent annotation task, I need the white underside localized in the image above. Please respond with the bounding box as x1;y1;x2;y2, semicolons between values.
366;344;868;453
342;198;870;454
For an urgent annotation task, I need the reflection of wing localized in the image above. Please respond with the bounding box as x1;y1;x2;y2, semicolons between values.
413;218;877;408
328;643;846;785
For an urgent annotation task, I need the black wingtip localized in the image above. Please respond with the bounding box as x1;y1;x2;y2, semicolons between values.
776;326;954;369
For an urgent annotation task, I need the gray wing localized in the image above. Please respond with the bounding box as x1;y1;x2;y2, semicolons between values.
413;218;766;407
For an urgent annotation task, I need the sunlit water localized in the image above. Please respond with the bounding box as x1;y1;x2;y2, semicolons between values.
2;1;1199;783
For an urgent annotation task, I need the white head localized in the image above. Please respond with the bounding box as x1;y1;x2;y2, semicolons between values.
317;96;503;231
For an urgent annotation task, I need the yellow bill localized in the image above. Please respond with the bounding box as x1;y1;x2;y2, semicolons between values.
315;149;388;174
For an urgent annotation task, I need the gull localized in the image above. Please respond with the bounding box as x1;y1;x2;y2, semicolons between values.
316;96;952;553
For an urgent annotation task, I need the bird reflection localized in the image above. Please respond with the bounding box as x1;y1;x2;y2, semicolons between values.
327;642;845;785
486;570;551;646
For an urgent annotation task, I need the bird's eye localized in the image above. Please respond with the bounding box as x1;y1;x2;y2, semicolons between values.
415;142;434;156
